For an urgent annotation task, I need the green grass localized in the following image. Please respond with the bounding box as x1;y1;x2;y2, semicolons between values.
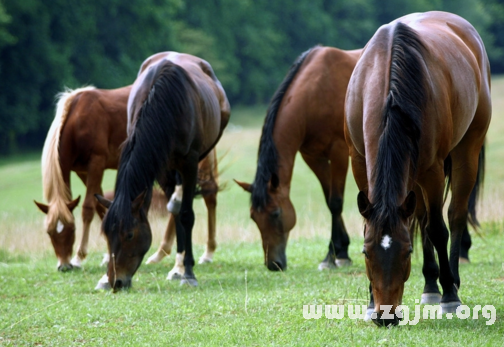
0;78;504;345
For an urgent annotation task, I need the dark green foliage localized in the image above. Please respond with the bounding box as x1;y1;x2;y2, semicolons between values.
0;0;503;154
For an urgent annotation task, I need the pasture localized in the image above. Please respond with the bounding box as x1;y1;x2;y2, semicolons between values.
0;78;503;345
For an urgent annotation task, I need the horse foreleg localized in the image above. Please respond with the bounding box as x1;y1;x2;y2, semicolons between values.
420;165;460;313
73;163;105;267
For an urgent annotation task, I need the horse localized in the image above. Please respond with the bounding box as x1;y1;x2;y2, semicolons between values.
344;11;491;326
34;85;131;271
95;52;230;290
235;46;362;271
104;146;220;268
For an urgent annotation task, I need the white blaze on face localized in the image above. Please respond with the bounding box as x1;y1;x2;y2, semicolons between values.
381;235;392;250
56;220;64;233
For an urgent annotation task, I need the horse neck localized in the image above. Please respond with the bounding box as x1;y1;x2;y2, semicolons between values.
272;121;304;198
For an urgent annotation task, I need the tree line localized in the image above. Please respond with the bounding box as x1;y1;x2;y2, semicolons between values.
0;0;503;154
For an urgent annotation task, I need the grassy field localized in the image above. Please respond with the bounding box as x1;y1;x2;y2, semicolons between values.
0;79;503;345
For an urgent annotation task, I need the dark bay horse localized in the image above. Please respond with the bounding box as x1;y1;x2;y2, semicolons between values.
96;52;230;290
34;86;131;271
344;11;491;326
104;147;220;270
235;46;361;271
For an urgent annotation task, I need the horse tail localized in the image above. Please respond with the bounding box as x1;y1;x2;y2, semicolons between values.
41;86;95;225
108;62;197;232
468;143;485;228
251;46;317;211
371;22;426;229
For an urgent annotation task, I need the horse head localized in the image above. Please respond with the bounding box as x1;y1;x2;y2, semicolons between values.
357;190;415;326
235;179;296;271
96;190;152;291
34;196;81;271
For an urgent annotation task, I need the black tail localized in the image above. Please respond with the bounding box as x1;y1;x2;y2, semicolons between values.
251;46;317;211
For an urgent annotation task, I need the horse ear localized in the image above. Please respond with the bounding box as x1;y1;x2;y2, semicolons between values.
131;189;147;214
95;194;112;209
233;179;252;193
400;191;416;219
67;196;81;212
357;191;372;218
34;201;49;214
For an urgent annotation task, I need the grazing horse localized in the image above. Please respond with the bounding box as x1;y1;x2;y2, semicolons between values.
235;46;361;271
34;85;131;271
96;52;230;290
105;147;220;268
344;11;490;326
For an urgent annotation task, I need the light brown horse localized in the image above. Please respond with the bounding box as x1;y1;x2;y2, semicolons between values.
96;52;230;290
34;86;130;271
345;11;491;326
235;46;361;271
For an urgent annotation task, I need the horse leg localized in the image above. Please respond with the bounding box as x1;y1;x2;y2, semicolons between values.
146;213;176;264
198;151;218;264
72;159;106;267
447;143;482;290
199;190;217;264
179;152;199;287
421;164;460;312
459;228;471;263
301;148;350;270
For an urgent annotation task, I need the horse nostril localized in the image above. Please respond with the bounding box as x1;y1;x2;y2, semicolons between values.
115;279;123;289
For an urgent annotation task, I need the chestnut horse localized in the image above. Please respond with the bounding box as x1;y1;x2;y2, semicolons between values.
96;52;230;290
34;86;130;271
235;46;361;271
345;11;490;326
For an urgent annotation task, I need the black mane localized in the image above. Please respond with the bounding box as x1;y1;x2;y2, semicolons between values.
370;22;426;231
251;46;317;211
104;62;197;236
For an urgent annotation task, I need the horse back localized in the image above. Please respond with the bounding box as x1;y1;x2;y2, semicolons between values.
60;86;130;171
273;46;361;157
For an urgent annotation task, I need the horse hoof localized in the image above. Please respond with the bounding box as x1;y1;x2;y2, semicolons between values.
167;272;183;280
95;274;111;290
335;258;352;267
57;263;73;272
318;261;336;271
146;252;167;264
70;255;83;268
459;257;470;264
180;276;198;287
421;293;442;304
441;301;461;314
198;257;213;264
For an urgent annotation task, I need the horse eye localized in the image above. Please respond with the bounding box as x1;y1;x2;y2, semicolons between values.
270;209;281;219
126;232;134;241
362;247;369;259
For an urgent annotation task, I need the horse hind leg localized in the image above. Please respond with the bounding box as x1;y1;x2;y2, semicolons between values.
146;212;176;264
199;180;218;264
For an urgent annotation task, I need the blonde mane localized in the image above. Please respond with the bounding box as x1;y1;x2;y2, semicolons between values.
41;86;96;228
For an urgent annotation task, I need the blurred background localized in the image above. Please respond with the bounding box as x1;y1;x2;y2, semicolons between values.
0;0;503;155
